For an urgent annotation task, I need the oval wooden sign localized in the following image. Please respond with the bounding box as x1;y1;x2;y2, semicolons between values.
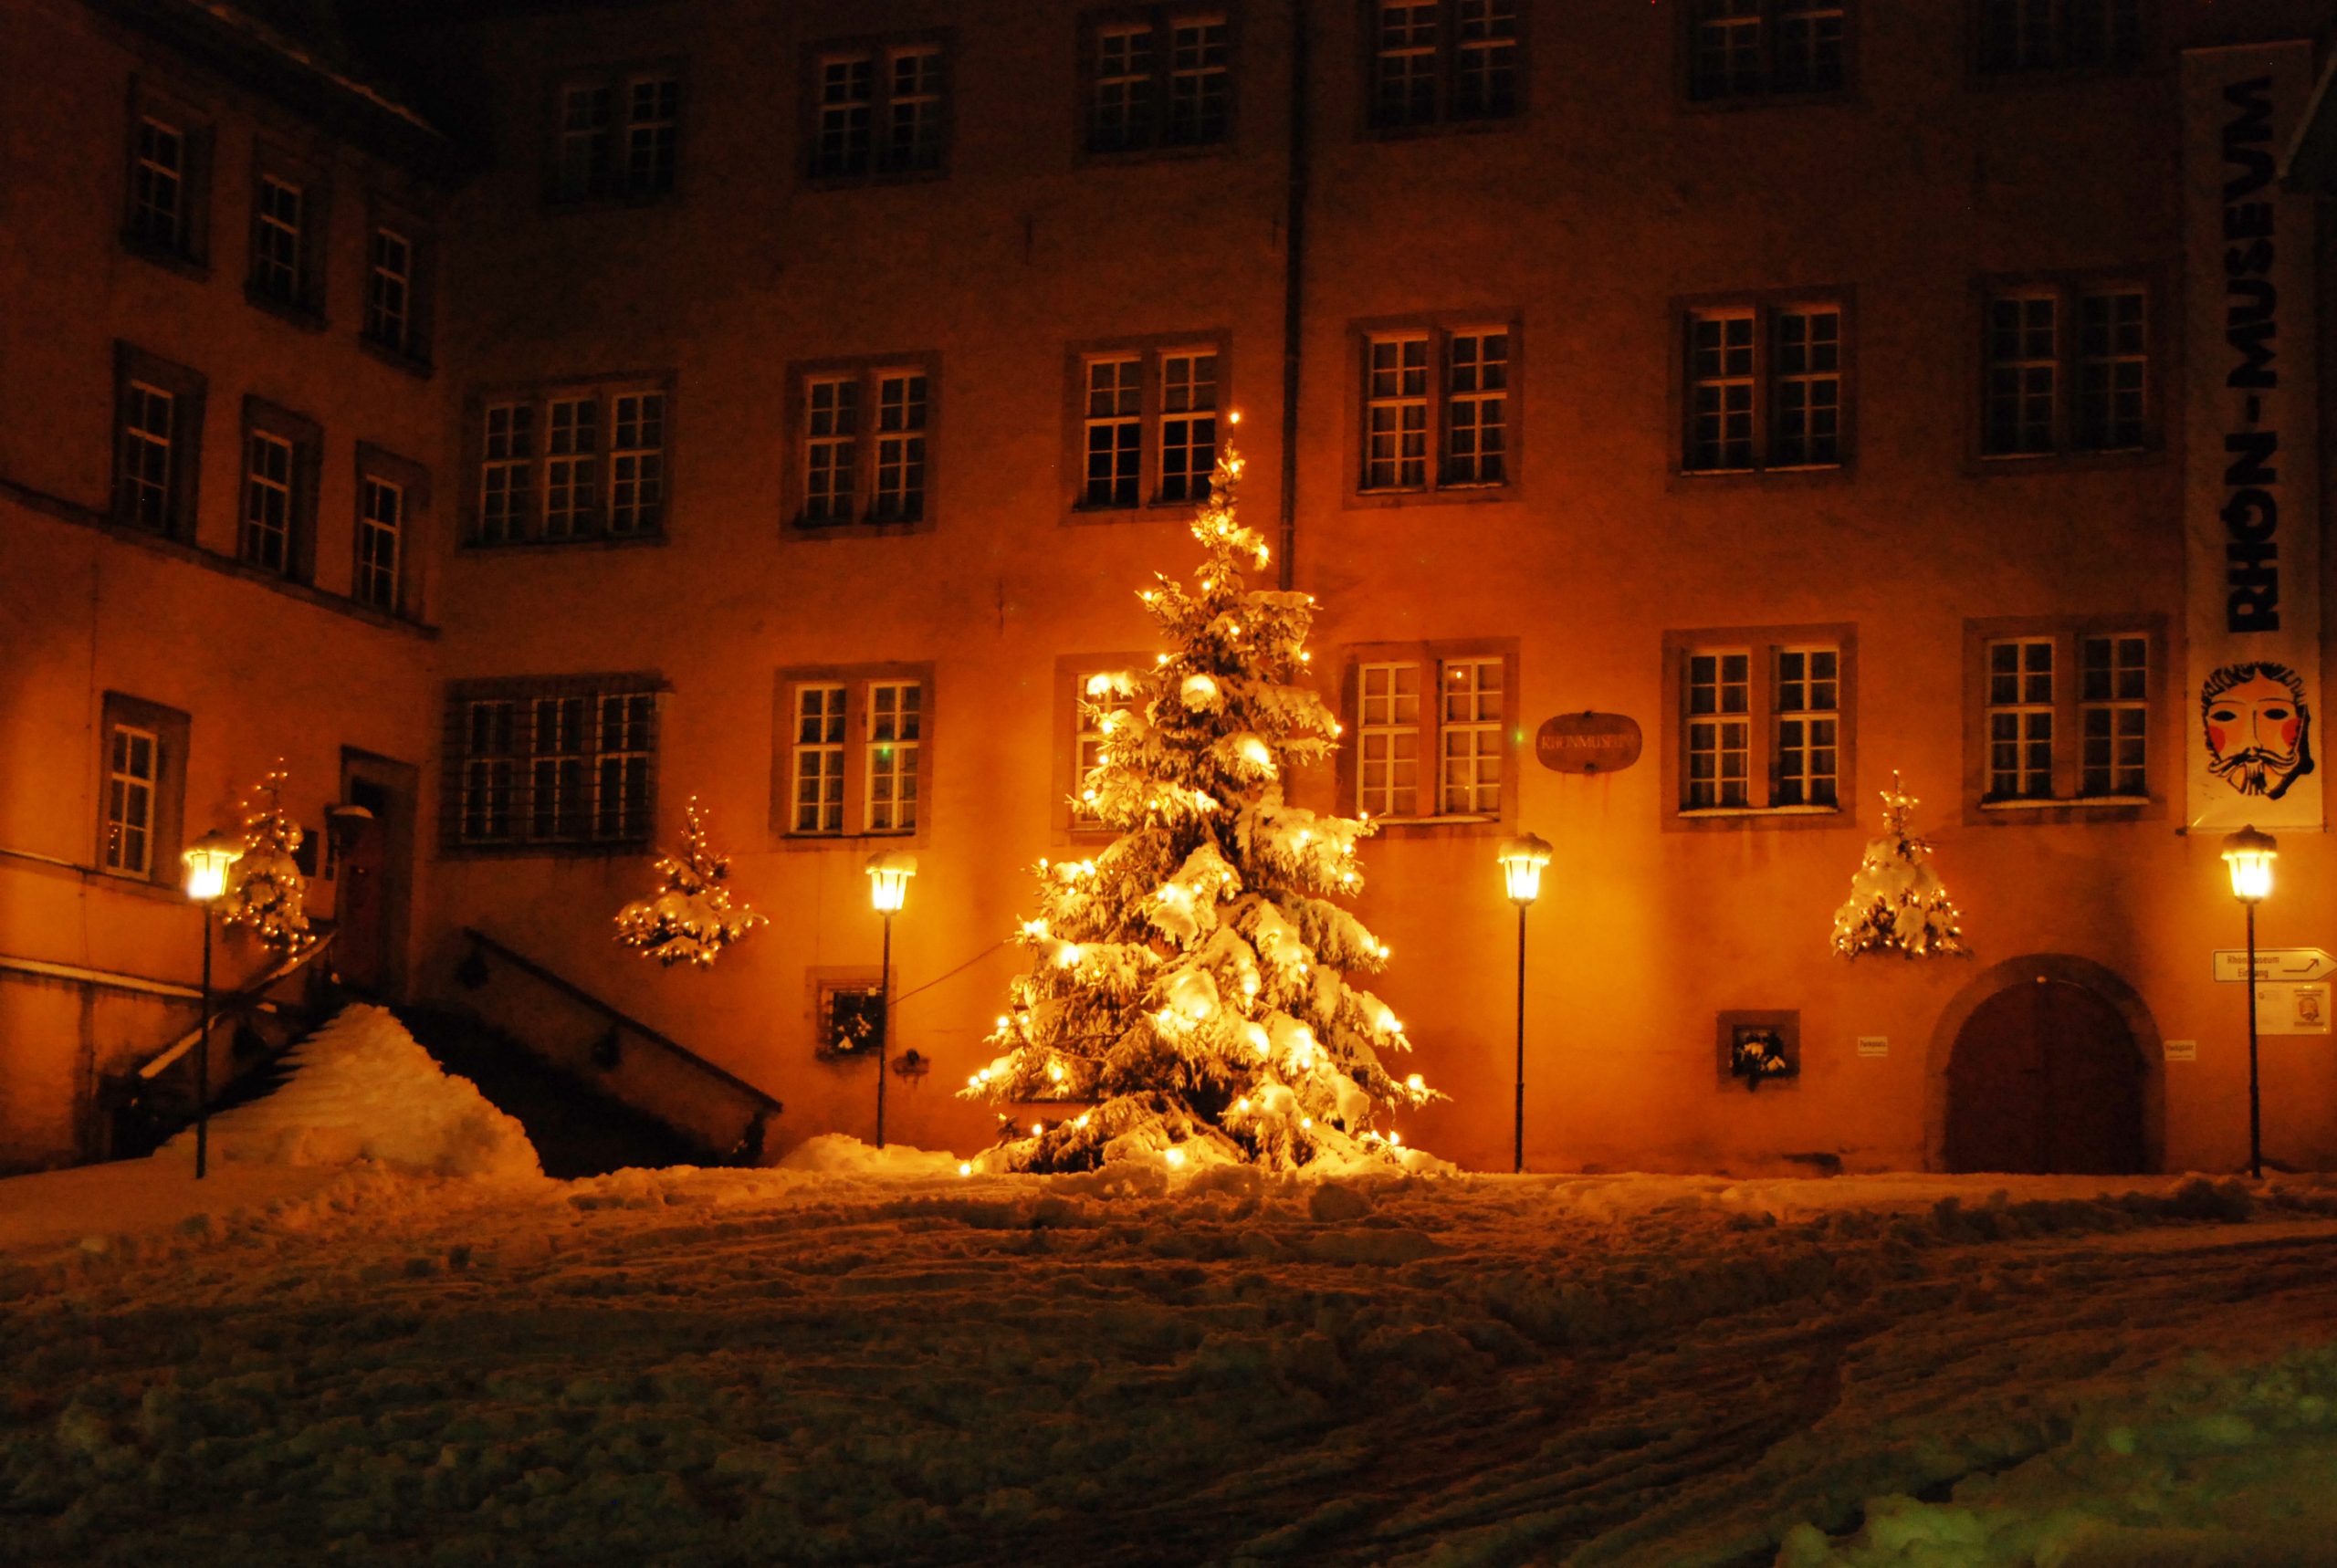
1535;712;1643;775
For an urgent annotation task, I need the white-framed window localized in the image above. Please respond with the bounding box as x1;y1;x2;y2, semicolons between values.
811;41;948;180
1978;0;2142;73
472;382;669;543
1683;300;1845;473
242;429;294;572
1671;630;1852;818
1076;344;1220;511
103;723;159;876
1982;281;2151;459
1345;644;1514;825
446;677;660;852
251;174;304;305
782;671;934;838
128;116;188;254
1369;0;1519;131
2080;633;2148;799
1973;626;2155;810
1985;637;2055;800
865;681;922;832
793;359;937;528
791;684;849;834
557;70;681;200
610;392;665;535
1690;1;1847;99
1085;12;1231;154
119;382;176;531
1359;325;1512;493
356;476;403;612
364;225;414;354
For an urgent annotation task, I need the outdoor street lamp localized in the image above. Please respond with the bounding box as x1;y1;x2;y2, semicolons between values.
182;829;244;1181
2222;824;2278;1180
865;851;917;1149
1494;832;1552;1175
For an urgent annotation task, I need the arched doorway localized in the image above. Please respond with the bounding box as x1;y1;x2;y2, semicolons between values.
1944;977;2144;1174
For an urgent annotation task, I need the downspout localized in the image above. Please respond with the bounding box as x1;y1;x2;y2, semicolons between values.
1276;0;1308;592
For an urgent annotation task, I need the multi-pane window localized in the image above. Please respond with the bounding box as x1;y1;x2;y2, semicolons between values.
251;175;305;306
1675;632;1851;815
1982;282;2150;458
556;72;681;200
784;673;936;838
1347;648;1513;822
102;724;159;876
1978;0;2142;73
1771;647;1839;807
791;685;849;835
1074;345;1221;511
1359;326;1513;493
1085;13;1231;154
1071;683;1110;829
364;225;415;356
128;117;187;253
446;679;660;850
1690;1;1847;99
1683;301;1845;473
1975;627;2154;809
812;42;948;180
795;361;936;528
610;392;665;535
118;382;176;532
355;476;403;613
1438;658;1503;814
242;430;294;573
1370;1;1520;131
472;382;669;543
865;683;922;833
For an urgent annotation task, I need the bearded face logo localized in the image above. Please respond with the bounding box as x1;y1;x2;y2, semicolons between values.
2202;662;2314;800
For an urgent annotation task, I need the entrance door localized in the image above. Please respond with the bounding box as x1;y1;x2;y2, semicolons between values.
336;779;391;993
1945;979;2144;1174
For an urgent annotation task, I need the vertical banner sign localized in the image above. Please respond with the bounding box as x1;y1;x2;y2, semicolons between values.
2184;43;2322;833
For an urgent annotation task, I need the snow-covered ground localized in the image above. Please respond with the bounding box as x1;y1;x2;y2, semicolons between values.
8;1152;2337;1567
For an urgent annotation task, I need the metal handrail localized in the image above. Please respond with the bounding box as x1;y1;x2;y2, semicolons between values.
136;932;338;1081
461;926;783;1113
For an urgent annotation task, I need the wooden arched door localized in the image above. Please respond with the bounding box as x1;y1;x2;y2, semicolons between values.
1945;979;2143;1175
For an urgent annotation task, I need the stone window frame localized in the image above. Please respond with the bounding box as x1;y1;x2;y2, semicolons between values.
1959;613;2170;827
783;351;944;537
771;663;938;848
800;30;957;187
1333;637;1521;839
439;674;666;857
1968;269;2166;472
1346;312;1523;507
1671;287;1856;482
1061;331;1233;521
1660;622;1859;831
1075;5;1240;162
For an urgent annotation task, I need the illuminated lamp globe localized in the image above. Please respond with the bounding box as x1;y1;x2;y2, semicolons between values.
182;831;244;904
865;850;918;914
2222;824;2277;904
1495;832;1553;907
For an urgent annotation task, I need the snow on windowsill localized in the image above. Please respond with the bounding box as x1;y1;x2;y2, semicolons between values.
1980;795;2151;811
1677;803;1840;819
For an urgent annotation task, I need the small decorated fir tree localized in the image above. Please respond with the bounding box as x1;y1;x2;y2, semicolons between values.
1831;774;1969;960
615;799;764;967
221;764;312;953
964;441;1435;1172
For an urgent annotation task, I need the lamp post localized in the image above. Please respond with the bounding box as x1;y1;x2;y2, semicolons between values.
1495;832;1552;1175
2221;824;2278;1179
864;851;917;1149
181;829;244;1180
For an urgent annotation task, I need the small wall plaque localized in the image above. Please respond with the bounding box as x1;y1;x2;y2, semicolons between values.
2164;1039;2197;1062
1535;712;1643;775
1856;1036;1888;1058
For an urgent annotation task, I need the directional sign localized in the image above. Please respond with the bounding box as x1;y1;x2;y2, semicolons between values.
2212;946;2337;983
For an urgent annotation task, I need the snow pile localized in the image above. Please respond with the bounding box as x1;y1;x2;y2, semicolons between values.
160;1003;540;1179
776;1133;962;1177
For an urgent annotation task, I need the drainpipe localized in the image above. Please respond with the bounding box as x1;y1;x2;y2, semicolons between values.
1276;0;1308;592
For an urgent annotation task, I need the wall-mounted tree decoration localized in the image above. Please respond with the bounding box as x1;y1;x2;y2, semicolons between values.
221;763;313;954
963;441;1437;1172
615;798;764;967
1831;773;1969;960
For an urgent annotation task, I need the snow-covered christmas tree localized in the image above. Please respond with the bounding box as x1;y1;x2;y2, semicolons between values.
1830;773;1969;960
221;764;312;953
964;440;1435;1172
614;799;764;967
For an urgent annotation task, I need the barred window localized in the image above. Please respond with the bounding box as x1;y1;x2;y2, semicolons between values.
471;382;670;544
446;678;661;851
811;40;949;181
793;359;938;528
1981;281;2151;460
1359;325;1514;494
1682;299;1846;473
